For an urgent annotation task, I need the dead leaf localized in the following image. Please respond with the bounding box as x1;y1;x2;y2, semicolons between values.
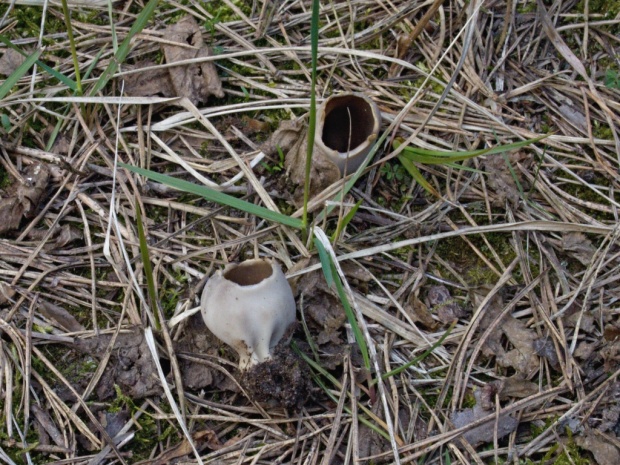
162;15;224;104
574;432;620;465
124;61;175;98
174;313;223;390
497;317;539;377
574;341;596;360
53;224;83;248
564;310;595;334
483;155;521;207
561;232;596;266
474;287;539;377
451;389;519;446
558;103;587;132
0;48;26;76
99;409;129;440
604;324;620;342
151;429;223;465
426;285;466;324
296;269;346;345
0;282;15;305
39;300;85;333
406;294;438;330
0;163;49;236
533;337;561;370
241;115;270;132
500;375;539;399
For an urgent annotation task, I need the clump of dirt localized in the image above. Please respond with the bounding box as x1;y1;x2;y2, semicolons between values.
239;342;311;410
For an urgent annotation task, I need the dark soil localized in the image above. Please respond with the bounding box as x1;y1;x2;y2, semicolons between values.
239;342;312;410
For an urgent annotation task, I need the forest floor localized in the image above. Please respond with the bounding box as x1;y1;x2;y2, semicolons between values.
0;0;620;464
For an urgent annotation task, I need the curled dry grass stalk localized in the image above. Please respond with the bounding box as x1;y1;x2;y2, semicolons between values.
0;0;620;464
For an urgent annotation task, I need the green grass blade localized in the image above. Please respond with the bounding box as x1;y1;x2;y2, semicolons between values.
0;36;77;91
375;321;456;384
397;155;440;197
302;0;321;235
331;199;363;242
90;0;160;95
120;163;304;229
314;238;334;287
83;49;105;80
60;0;82;94
314;235;370;370
443;162;484;173
395;134;549;164
332;263;370;370
136;202;160;330
0;48;42;100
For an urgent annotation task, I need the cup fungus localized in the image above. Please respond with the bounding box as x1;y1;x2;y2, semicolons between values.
315;92;381;175
200;259;296;370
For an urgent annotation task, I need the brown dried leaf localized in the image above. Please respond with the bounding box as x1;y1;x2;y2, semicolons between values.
39;300;85;333
500;375;539;399
151;429;223;465
0;282;15;305
483;155;520;207
0;163;49;235
163;15;224;104
451;389;519;446
574;433;620;465
54;224;83;248
406;294;438;330
173;313;223;390
426;285;466;325
0;48;26;76
533;337;561;370
561;232;596;266
124;62;175;98
498;317;539;377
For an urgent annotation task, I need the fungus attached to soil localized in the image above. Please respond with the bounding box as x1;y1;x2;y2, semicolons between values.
200;259;311;408
200;259;296;370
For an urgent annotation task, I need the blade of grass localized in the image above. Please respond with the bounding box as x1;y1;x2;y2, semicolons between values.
314;237;370;370
394;134;549;164
397;155;440;197
0;36;77;91
314;238;334;287
331;199;362;242
60;0;82;94
0;48;42;100
90;0;160;95
135;202;160;330
120;163;303;229
302;0;320;237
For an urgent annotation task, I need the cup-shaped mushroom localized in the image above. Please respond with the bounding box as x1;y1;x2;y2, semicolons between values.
315;93;381;175
200;259;296;370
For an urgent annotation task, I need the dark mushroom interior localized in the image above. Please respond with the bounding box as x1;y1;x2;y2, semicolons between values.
224;260;273;286
321;95;375;153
